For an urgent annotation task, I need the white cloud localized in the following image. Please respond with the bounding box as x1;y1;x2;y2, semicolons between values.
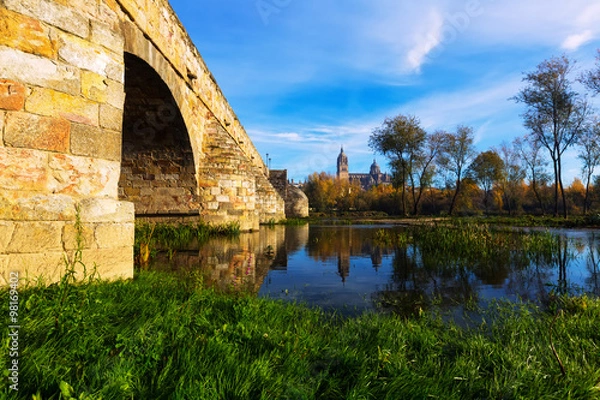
406;10;445;72
562;31;595;51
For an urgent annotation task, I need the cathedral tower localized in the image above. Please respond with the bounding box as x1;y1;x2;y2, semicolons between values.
336;147;349;182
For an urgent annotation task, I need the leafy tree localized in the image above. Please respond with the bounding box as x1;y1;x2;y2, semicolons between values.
578;118;600;214
468;150;505;214
303;172;336;212
512;55;590;218
436;126;476;215
369;115;427;215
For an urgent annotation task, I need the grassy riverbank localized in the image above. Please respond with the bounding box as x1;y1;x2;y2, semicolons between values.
2;271;599;399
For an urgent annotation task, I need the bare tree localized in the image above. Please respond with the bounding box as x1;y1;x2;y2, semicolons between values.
409;131;444;215
512;55;590;218
437;126;476;215
581;50;600;94
578;118;600;214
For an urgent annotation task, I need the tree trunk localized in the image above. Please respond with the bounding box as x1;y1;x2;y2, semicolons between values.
558;155;567;219
552;157;559;217
531;177;545;215
449;178;461;216
584;173;591;215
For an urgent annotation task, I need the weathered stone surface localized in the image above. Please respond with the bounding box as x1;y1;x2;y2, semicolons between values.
104;79;125;109
48;155;120;197
26;88;98;126
0;80;26;111
5;112;70;152
62;222;96;251
99;103;122;131
0;147;48;192
6;221;63;253
0;47;80;96
0;7;56;58
56;31;122;80
0;221;15;253
1;252;65;285
78;198;134;223
0;111;5;143
91;20;124;54
3;0;89;38
81;70;108;103
95;222;134;249
70;124;121;161
80;247;134;280
7;194;77;221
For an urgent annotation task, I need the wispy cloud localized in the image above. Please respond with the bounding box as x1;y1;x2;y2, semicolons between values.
562;31;595;51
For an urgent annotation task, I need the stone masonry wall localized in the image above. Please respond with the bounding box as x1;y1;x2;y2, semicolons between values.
0;1;134;284
268;170;309;218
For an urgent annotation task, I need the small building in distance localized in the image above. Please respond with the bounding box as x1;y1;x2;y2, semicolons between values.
336;147;392;190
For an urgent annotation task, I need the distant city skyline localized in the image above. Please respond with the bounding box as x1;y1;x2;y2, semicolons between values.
170;0;600;184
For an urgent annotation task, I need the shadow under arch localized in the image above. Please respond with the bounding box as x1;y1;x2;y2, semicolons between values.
119;52;200;215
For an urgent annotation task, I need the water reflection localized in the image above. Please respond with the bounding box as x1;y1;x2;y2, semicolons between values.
151;224;600;317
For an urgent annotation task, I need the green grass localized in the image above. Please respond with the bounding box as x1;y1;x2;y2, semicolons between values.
2;271;599;399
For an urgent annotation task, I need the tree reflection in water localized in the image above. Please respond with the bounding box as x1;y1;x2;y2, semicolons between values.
149;224;600;317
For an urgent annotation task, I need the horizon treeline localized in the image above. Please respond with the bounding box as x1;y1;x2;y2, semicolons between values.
303;52;600;218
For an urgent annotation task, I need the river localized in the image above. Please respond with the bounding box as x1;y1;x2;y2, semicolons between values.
151;224;600;317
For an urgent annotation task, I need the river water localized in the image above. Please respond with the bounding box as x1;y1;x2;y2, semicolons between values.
152;224;600;316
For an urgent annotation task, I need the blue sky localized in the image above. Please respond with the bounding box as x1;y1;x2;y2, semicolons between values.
169;0;600;184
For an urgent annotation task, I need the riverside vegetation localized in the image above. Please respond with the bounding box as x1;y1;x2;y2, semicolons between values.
2;222;600;399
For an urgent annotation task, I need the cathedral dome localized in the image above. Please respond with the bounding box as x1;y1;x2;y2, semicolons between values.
370;159;381;176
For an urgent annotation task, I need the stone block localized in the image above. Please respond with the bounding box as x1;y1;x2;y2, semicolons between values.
5;112;70;152
62;221;96;251
0;47;80;96
78;198;134;223
6;221;63;253
0;221;15;252
70;124;121;161
56;31;122;80
0;147;48;192
26;88;98;126
48;154;120;197
91;20;124;54
0;80;26;111
105;79;125;109
1;252;65;286
0;111;4;142
94;222;134;249
0;7;56;58
81;71;108;103
80;246;133;281
99;103;123;131
3;0;89;39
7;194;77;221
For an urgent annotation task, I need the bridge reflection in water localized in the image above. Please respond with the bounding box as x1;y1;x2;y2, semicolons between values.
150;225;600;317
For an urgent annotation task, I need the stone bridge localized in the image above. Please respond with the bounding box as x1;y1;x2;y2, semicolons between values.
0;0;289;283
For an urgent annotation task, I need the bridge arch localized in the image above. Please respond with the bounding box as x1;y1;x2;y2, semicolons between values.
119;52;199;215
